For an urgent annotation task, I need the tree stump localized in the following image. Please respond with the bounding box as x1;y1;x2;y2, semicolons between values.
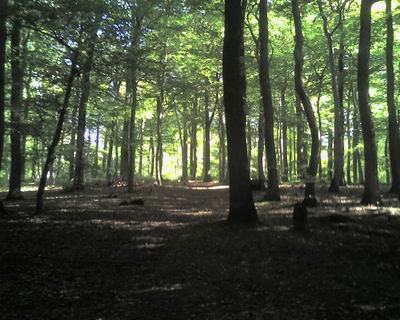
293;203;308;232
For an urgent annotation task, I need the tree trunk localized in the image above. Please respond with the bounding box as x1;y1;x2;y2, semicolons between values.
93;122;100;177
203;91;212;182
35;51;79;214
257;107;266;183
7;18;24;200
120;119;129;179
259;0;280;200
106;119;116;184
385;0;400;194
190;97;198;180
0;0;7;171
223;0;258;224
138;118;144;177
149;137;154;178
73;43;94;191
218;100;227;183
292;0;319;201
246;118;252;173
155;96;163;185
295;94;305;179
280;86;289;182
357;0;381;205
317;0;344;193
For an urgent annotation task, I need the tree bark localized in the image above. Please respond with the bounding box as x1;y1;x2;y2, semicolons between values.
292;0;319;201
35;51;79;214
317;0;344;193
203;91;212;182
357;0;381;204
385;0;400;194
190;97;198;180
223;0;258;224
73;43;94;191
280;86;289;182
259;0;280;200
7;18;24;200
0;0;7;171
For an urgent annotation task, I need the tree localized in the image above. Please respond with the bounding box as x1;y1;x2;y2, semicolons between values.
291;0;319;203
223;0;258;224
0;0;7;171
258;0;280;201
357;0;381;205
7;18;24;200
385;0;400;194
35;51;79;214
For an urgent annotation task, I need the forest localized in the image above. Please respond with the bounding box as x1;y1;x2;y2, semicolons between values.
1;0;400;319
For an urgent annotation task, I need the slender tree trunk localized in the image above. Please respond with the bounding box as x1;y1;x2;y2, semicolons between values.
246;118;252;172
292;0;319;202
295;94;305;179
385;136;390;184
93;122;100;177
7;19;24;200
73;44;94;191
223;0;258;224
190;97;198;180
257;107;266;183
127;14;142;193
120;119;129;179
346;96;352;184
35;51;79;214
357;0;381;204
138;118;144;177
203;91;212;182
0;0;7;171
259;0;280;200
385;0;400;194
149;137;154;178
68;101;78;180
106;119;116;184
155;96;163;185
280;86;289;182
317;0;344;193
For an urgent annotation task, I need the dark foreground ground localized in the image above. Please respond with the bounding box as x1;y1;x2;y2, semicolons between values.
1;182;400;320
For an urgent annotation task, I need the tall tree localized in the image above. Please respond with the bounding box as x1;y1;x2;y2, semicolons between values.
0;0;7;171
357;0;381;205
73;42;95;190
385;0;400;194
223;0;258;224
259;0;280;200
317;0;345;192
292;0;319;203
7;18;24;200
203;91;213;182
35;51;79;214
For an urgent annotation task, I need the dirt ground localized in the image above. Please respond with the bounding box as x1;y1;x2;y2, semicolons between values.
1;182;400;320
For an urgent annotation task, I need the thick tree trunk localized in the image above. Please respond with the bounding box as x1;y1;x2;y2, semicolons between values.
7;19;24;200
203;91;212;182
357;0;381;205
35;51;79;214
292;0;319;202
385;0;400;194
0;0;7;171
259;0;280;200
73;44;94;191
223;0;258;224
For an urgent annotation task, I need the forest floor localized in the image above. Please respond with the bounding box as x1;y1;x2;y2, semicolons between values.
1;181;400;320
